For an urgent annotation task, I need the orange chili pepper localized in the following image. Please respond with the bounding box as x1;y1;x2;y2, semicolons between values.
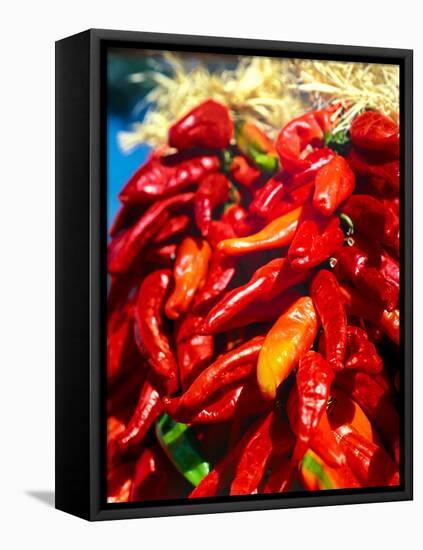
217;206;303;256
257;296;319;400
165;237;211;320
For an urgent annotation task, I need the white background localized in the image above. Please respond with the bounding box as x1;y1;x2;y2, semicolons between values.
0;1;420;548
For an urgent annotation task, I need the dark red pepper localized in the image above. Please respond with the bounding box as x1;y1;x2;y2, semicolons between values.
350;111;399;157
194;173;231;236
313;155;356;216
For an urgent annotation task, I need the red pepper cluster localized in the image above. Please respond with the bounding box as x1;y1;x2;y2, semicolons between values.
107;99;400;502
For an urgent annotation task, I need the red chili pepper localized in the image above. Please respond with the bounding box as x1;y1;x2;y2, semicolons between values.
108;192;193;274
290;147;336;188
221;204;257;236
230;155;262;189
230;412;294;495
348;149;399;194
164;335;264;417
152;214;191;244
292;351;334;463
333;427;399;487
119;150;219;203
134;269;178;394
335;370;400;463
313;155;356;216
288;215;344;271
350;111;399;157
275;107;336;174
165;236;212;320
109;203;145;237
334;244;398;311
263;181;314;221
175;313;214;391
261;458;294;494
249;172;286;217
107;302;137;382
175;385;244;425
168;99;233;150
144;243;177;268
201;258;307;335
287;388;345;468
192;221;237;313
107;462;134;503
194;173;230;236
339;284;399;345
344;326;383;374
310;270;347;371
115;379;162;456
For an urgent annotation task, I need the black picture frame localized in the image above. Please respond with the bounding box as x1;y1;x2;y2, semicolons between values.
55;28;413;521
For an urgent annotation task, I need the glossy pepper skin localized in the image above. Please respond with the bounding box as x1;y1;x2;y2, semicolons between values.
192;221;237;313
263;181;315;221
134;270;178;394
175;313;214;391
230;412;294;495
217;206;303;256
287;389;345;468
288;215;344;271
152;214;191;244
334;244;398;311
249;172;286;218
165;236;212;320
292;351;334;463
194;173;230;236
164;335;264;417
350;111;399;157
344;326;383;374
275;107;335;174
119;150;219;203
235;121;278;173
168;99;233;150
229;155;262;189
115;380;162;456
202;258;307;335
339;284;399;345
108;192;193;274
313;155;356;216
107;302;136;382
300;449;360;491
311;270;347;371
257;296;319;400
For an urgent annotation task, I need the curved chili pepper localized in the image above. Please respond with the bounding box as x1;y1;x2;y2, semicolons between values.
334;243;398;311
287;388;345;468
194;173;230;236
115;379;162;456
350;111;399;157
229;155;262;188
257;296;319;400
164;335;264;417
230;412;293;495
108;302;137;382
193;221;237;313
348;149;399;194
313;155;356;216
288;215;344;271
327;387;376;442
108;192;193;274
188;385;244;424
175;313;214;391
152;214;191;244
107;462;134;503
109;203;145;238
264;181;314;221
335;370;400;463
290;147;336;188
202;258;307;335
249;172;286;218
217;206;303;256
168;99;233;150
333;427;399;487
275;107;335;174
292;351;334;463
165;237;212;320
134;269;178;394
235;120;278;173
221;204;256;236
344;326;383;373
310;269;347;371
339;284;399;345
144;243;177;268
120;150;219;203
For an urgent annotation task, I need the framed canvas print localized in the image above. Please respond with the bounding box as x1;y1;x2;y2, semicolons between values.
55;29;413;521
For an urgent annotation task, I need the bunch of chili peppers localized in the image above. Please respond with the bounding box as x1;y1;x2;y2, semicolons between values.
107;98;401;503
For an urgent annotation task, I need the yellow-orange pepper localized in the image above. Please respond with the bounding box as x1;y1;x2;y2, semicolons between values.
257;296;318;400
165;237;211;320
217;206;303;256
